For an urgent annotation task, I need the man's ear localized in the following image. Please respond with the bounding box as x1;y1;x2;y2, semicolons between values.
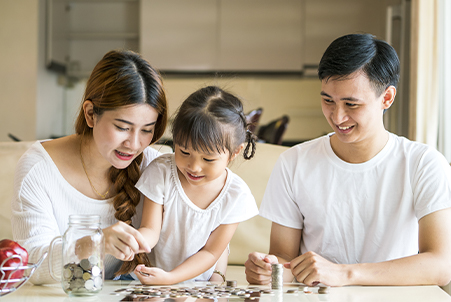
230;144;245;161
382;86;396;110
83;100;95;128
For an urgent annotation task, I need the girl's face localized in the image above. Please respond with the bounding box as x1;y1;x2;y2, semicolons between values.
87;102;159;170
174;143;237;187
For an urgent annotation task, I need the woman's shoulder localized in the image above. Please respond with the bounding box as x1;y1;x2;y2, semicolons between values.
17;140;53;171
14;140;60;190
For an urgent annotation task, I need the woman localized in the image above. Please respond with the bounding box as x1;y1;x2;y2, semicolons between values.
11;50;168;284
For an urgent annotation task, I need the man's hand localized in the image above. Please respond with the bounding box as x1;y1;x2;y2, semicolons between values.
245;252;279;284
102;221;151;261
134;265;173;285
284;251;348;287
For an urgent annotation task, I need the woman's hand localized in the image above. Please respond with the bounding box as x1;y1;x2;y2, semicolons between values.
134;265;173;285
102;221;150;261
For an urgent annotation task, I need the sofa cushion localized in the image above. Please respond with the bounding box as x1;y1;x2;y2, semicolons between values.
228;142;289;265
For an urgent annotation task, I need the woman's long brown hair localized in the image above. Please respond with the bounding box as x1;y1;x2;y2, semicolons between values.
74;50;167;276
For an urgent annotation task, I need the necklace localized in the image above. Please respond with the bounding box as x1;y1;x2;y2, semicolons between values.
80;139;110;199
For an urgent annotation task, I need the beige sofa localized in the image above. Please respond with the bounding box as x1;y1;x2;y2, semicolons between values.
0;140;289;267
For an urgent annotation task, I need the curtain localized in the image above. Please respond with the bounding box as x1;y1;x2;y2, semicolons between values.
408;0;439;147
437;0;451;162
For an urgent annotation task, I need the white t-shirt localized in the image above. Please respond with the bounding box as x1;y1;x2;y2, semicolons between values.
11;141;160;284
135;153;259;281
259;133;451;265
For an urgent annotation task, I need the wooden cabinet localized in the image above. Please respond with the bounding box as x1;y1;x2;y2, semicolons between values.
217;0;303;72
46;0;385;77
46;0;139;78
140;0;304;73
140;0;217;72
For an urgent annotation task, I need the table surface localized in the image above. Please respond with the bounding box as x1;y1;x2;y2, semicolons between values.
1;266;450;302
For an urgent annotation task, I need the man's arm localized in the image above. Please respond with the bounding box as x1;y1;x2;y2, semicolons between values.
287;208;451;286
245;222;302;284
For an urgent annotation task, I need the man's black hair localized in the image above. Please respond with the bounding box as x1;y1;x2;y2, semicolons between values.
318;33;400;96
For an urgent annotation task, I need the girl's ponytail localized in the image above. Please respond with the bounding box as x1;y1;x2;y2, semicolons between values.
243;130;257;160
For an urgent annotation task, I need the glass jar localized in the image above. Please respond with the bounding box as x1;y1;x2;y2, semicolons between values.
49;215;104;296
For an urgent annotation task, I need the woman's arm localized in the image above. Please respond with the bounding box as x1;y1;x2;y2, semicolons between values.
135;223;238;284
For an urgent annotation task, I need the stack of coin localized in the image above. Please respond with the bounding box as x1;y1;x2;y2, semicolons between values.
318;286;330;294
271;263;283;290
62;255;103;295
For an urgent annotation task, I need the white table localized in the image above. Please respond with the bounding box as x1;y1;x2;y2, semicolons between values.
1;266;450;302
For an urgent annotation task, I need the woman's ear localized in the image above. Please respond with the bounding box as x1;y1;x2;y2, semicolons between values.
83;100;95;128
230;144;245;161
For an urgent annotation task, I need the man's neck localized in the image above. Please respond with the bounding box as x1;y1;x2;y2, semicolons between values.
329;131;390;164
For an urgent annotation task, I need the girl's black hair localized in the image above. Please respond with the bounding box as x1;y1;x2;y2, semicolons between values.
171;86;256;160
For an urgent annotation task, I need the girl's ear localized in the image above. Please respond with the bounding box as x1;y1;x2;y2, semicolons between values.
83;100;95;128
230;144;245;161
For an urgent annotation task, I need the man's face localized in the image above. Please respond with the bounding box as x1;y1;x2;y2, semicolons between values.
320;71;394;147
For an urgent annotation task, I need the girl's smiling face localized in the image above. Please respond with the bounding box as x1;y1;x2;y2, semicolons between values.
174;143;232;187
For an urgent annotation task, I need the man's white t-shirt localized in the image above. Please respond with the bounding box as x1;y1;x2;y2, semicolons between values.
259;133;451;264
136;153;258;281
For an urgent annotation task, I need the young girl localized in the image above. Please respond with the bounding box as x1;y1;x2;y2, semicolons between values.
122;86;259;284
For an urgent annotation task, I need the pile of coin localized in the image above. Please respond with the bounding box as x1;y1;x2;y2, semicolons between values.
62;255;103;295
118;284;266;301
271;263;283;290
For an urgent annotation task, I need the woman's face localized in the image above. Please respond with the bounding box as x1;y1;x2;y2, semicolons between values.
90;103;159;169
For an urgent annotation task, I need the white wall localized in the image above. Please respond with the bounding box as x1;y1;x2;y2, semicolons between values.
0;0;38;142
36;0;66;140
0;0;69;142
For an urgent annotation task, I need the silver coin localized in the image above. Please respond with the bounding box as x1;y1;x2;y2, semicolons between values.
85;279;95;291
63;281;71;290
91;265;101;277
88;255;99;265
73;266;84;278
80;258;92;271
94;276;103;288
318;286;330;294
63;268;73;280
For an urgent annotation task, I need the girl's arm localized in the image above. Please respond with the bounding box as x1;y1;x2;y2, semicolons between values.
135;222;239;284
138;196;163;249
210;248;229;282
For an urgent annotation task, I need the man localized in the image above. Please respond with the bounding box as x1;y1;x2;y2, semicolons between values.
245;34;451;287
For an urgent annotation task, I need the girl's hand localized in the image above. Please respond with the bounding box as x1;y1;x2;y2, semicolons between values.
102;221;151;261
134;264;173;285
